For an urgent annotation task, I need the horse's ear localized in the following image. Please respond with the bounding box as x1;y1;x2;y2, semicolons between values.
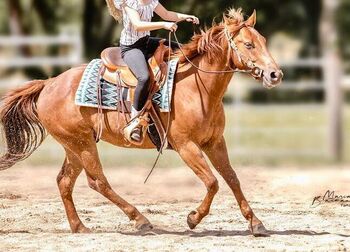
246;10;256;27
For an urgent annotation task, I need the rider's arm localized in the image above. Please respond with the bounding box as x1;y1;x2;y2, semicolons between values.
154;3;199;24
124;6;176;32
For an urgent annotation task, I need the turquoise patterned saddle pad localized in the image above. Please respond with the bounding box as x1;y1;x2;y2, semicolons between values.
75;59;178;112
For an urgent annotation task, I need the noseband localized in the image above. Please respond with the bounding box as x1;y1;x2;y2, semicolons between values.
224;25;264;79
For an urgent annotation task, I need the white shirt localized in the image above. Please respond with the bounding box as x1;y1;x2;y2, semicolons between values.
114;0;159;46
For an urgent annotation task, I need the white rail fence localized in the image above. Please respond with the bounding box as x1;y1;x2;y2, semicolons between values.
0;35;346;161
0;34;83;67
0;34;83;87
230;58;347;161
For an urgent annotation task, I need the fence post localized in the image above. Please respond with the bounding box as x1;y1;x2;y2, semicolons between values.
320;0;343;161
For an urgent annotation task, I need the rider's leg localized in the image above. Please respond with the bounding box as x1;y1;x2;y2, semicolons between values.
123;48;150;112
122;48;150;142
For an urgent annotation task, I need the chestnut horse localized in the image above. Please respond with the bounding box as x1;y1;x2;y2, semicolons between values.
0;9;282;236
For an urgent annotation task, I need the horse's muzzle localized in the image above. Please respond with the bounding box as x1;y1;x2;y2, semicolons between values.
269;70;283;83
262;69;283;89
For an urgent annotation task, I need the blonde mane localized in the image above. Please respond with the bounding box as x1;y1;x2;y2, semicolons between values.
177;8;245;63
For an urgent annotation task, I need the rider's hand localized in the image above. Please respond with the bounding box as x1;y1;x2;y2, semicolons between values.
185;15;200;25
163;22;178;32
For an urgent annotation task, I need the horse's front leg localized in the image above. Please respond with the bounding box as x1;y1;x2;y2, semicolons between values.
177;141;219;229
204;136;269;237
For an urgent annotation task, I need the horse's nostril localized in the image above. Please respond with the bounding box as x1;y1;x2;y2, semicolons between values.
270;71;278;80
270;70;283;82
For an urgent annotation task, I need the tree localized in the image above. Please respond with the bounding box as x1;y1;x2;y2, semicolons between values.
83;0;117;59
1;0;349;78
5;0;62;78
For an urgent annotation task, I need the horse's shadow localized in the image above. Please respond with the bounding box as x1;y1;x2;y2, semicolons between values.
119;228;350;238
1;228;349;237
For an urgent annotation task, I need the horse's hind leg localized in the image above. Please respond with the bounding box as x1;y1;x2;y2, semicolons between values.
76;136;153;231
57;150;90;233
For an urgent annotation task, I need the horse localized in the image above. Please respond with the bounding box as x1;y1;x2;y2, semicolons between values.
0;9;282;236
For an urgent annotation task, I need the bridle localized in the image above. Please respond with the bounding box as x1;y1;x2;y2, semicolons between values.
223;25;264;79
171;23;264;79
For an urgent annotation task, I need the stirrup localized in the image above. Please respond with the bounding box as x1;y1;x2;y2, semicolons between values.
123;114;149;145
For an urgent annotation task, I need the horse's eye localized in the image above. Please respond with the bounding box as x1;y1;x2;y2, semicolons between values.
244;42;254;49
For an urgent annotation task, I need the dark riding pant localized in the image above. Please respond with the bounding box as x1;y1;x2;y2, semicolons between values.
120;36;178;111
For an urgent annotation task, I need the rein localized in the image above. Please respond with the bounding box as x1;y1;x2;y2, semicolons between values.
143;32;173;184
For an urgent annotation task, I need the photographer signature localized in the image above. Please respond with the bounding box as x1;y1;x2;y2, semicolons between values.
312;190;350;207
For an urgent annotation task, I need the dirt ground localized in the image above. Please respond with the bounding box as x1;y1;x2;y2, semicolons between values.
0;165;349;251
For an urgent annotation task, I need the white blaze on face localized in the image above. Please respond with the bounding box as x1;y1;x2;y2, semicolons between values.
239;27;282;88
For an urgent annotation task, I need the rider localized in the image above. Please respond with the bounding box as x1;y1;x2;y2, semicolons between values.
106;0;199;143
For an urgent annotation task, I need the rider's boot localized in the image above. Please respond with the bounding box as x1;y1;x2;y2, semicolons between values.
124;106;148;145
130;106;142;142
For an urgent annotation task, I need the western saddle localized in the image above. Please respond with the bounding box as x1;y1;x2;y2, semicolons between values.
98;40;171;147
100;41;169;88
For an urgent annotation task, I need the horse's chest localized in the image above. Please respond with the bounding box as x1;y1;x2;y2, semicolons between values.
184;113;223;143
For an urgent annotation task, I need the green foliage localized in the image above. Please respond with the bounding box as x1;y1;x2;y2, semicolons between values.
337;0;350;62
0;0;349;76
83;0;118;59
155;0;323;57
0;1;9;34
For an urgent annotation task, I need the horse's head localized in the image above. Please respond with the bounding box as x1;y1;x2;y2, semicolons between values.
224;9;283;88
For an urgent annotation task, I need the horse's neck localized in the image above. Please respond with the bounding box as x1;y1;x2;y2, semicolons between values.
188;56;233;108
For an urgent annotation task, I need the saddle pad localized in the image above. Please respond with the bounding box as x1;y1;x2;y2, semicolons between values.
75;58;179;112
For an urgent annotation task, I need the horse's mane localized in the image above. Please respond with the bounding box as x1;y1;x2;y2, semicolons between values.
177;8;245;64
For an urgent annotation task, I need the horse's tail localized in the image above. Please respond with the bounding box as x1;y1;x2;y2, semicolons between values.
0;80;47;171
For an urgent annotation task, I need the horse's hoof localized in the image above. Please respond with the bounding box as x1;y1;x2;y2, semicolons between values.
73;224;92;234
249;222;269;237
187;211;199;230
135;221;153;231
